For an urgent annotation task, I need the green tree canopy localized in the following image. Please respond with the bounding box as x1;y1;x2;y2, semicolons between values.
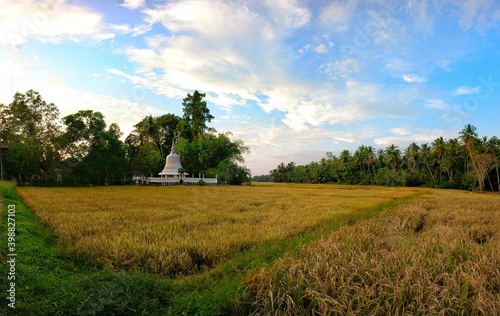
179;90;215;141
0;90;62;184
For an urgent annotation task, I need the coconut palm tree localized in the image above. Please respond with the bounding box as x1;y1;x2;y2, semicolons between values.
432;137;446;182
420;143;436;186
365;146;376;176
459;124;478;172
339;150;352;176
384;144;401;171
404;142;420;172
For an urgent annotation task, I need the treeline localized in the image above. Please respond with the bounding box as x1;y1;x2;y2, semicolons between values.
266;125;499;192
0;90;250;186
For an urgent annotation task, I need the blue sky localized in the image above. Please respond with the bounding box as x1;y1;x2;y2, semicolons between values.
1;0;499;175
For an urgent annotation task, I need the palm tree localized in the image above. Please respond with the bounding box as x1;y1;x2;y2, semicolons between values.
365;146;376;176
339;150;352;176
376;149;385;169
432;137;446;182
354;146;365;176
404;142;420;172
420;143;436;186
459;124;478;172
384;144;401;171
441;138;460;181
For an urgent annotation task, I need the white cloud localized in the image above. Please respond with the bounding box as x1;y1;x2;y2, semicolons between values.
401;74;428;83
457;0;492;30
117;0;146;10
426;99;450;110
319;0;359;32
0;0;116;47
436;59;452;71
374;129;451;147
0;53;163;138
263;0;311;29
452;86;481;95
320;58;361;79
390;128;410;135
313;44;328;54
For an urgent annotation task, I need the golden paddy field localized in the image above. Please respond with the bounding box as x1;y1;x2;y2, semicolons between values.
16;183;421;276
10;183;500;314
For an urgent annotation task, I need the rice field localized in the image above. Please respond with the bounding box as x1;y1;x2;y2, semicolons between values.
244;189;500;315
16;183;420;276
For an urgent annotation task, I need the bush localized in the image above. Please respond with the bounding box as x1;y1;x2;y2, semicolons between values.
402;170;425;187
375;167;400;186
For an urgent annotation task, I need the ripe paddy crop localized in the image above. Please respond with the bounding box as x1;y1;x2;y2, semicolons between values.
16;183;419;276
244;189;500;315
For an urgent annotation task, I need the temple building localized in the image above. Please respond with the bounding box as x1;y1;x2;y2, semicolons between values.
136;143;217;185
158;144;187;178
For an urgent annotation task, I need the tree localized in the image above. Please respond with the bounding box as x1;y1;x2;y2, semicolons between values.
339;150;352;176
61;110;106;160
179;90;214;141
384;144;401;171
0;90;62;184
176;132;250;184
487;136;500;191
419;143;436;186
61;111;127;185
129;114;180;158
459;124;478;172
470;153;495;192
404;142;420;172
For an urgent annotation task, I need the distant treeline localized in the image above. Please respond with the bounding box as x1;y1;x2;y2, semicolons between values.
258;125;499;192
0;90;250;186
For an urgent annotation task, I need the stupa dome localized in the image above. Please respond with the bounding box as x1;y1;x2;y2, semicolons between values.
158;144;186;176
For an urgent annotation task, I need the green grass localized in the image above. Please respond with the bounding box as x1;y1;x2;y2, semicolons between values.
0;181;422;315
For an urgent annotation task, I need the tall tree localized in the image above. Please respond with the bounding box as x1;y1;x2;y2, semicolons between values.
404;142;420;172
0;90;62;184
432;137;446;182
339;150;352;176
470;153;495;192
61;110;126;185
179;90;215;141
459;124;478;172
419;143;436;186
384;144;401;171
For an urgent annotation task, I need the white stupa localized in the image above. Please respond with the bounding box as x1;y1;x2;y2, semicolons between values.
138;141;217;185
158;143;187;178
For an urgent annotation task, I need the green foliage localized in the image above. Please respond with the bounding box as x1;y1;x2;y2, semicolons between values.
61;111;128;185
375;167;399;186
177;132;250;184
268;125;500;192
0;90;250;186
0;90;62;184
179;90;214;141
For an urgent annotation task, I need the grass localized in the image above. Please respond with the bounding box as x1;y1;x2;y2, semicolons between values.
244;190;500;315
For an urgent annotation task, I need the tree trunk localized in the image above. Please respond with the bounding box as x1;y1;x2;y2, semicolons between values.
496;163;500;192
425;162;436;186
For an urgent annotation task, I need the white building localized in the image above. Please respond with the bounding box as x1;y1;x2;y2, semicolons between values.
137;143;217;185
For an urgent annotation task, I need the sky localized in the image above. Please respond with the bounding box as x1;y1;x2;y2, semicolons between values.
1;0;499;175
